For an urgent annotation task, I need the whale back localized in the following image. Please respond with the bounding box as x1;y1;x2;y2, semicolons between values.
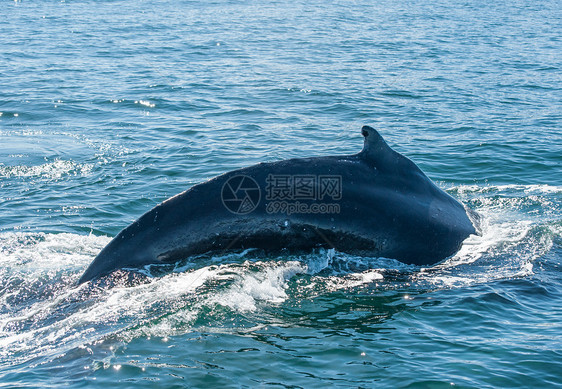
78;126;478;284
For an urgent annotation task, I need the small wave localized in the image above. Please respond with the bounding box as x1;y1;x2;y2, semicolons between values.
135;100;155;108
415;184;559;288
208;261;307;311
0;233;109;362
0;232;108;272
119;260;308;340
0;160;94;180
451;183;562;195
0;235;309;361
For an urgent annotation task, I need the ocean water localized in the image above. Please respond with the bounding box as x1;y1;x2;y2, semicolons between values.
1;0;561;387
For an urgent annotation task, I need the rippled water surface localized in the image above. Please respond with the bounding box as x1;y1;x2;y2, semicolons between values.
1;0;561;387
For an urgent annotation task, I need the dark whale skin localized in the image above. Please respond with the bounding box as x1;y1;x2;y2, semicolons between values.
79;126;478;284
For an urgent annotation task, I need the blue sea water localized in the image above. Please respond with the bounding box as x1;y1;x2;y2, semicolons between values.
1;0;561;387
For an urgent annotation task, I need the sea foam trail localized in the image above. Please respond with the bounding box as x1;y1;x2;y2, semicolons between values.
415;184;561;288
0;183;558;363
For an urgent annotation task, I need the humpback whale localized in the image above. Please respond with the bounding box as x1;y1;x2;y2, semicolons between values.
79;126;479;284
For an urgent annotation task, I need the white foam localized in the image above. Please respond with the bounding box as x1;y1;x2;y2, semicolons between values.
135;100;155;108
415;189;555;288
309;269;384;294
208;261;306;311
303;248;334;273
0;233;110;359
0;260;223;360
1;233;310;356
0;232;109;272
0;160;93;180
451;183;562;195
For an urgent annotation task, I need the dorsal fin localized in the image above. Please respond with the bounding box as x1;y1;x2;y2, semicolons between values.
360;125;393;160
